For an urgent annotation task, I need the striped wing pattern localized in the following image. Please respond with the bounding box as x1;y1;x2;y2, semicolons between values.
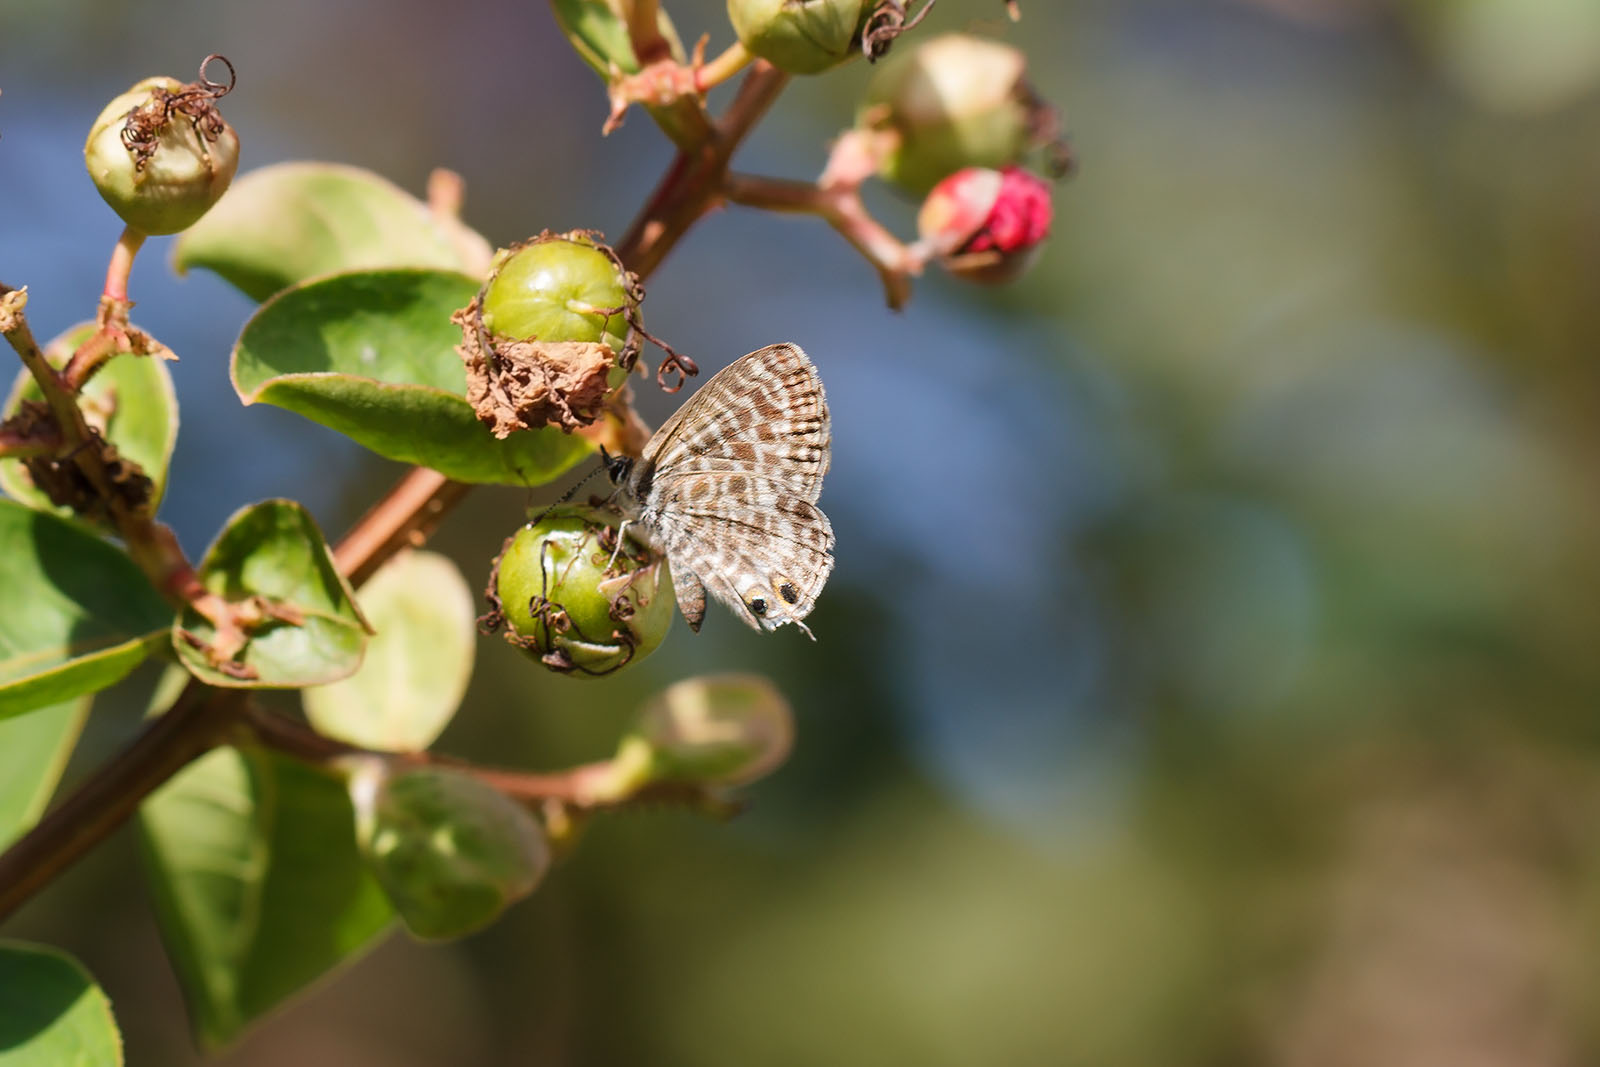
624;343;834;636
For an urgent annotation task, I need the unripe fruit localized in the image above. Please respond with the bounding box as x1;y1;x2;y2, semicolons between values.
492;506;674;677
727;0;870;74
859;34;1034;195
918;165;1052;283
480;234;630;353
458;232;637;436
84;68;239;235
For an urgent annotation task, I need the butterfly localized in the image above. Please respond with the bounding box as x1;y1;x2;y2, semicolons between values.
606;343;834;638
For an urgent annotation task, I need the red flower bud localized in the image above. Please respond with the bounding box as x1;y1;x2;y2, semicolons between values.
917;166;1052;283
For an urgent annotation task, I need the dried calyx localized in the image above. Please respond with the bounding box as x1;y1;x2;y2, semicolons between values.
7;399;154;521
455;231;696;438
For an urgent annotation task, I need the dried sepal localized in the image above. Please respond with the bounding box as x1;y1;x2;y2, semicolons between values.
456;294;616;437
14;400;155;521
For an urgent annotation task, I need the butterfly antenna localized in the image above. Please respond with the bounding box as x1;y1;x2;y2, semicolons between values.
527;456;609;527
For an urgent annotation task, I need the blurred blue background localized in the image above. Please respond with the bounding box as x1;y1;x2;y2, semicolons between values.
7;0;1600;1062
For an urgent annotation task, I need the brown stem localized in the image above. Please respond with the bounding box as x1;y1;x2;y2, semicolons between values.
242;705;724;812
826;191;920;310
62;226;176;392
59;330;120;393
1;290;210;613
720;172;824;212
722;172;922;309
0;54;793;926
1;289;91;445
617;61;790;278
332;467;472;588
243;704;610;803
102;225;146;305
0;683;239;923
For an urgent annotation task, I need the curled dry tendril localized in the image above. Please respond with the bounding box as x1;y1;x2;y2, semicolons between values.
120;53;235;171
860;0;937;61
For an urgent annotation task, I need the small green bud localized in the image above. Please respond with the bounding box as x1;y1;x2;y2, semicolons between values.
623;674;795;789
859;33;1034;195
83;59;239;235
727;0;871;74
351;761;550;941
490;506;675;677
458;231;638;435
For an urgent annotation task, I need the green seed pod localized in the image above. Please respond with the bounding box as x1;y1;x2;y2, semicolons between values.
351;761;550;941
727;0;870;74
480;233;630;352
83;65;239;236
859;33;1034;195
458;231;638;435
491;506;675;677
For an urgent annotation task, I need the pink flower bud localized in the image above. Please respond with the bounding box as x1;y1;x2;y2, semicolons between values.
917;166;1052;283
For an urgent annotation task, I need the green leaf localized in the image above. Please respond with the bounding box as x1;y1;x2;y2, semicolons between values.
351;764;549;941
0;941;123;1066
0;500;171;720
172;162;492;303
174;499;370;688
303;550;475;752
0;322;179;527
550;0;686;77
140;746;393;1050
231;269;593;485
0;697;91;849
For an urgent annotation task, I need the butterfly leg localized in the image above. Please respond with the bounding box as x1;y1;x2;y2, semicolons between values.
606;519;633;572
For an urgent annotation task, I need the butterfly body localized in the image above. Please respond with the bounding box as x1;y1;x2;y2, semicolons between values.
610;343;834;638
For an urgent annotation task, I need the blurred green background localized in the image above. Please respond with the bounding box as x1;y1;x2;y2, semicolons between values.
7;0;1600;1062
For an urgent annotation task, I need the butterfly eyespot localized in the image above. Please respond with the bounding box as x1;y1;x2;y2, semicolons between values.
779;582;799;605
748;596;768;616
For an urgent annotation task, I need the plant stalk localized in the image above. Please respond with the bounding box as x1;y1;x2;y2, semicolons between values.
0;58;795;925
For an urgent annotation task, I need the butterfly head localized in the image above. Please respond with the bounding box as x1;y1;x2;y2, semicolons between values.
600;446;634;486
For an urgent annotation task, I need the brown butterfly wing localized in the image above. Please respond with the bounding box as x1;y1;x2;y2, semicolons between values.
627;344;834;634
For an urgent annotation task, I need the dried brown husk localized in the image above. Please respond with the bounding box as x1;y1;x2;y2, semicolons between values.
454;295;617;437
